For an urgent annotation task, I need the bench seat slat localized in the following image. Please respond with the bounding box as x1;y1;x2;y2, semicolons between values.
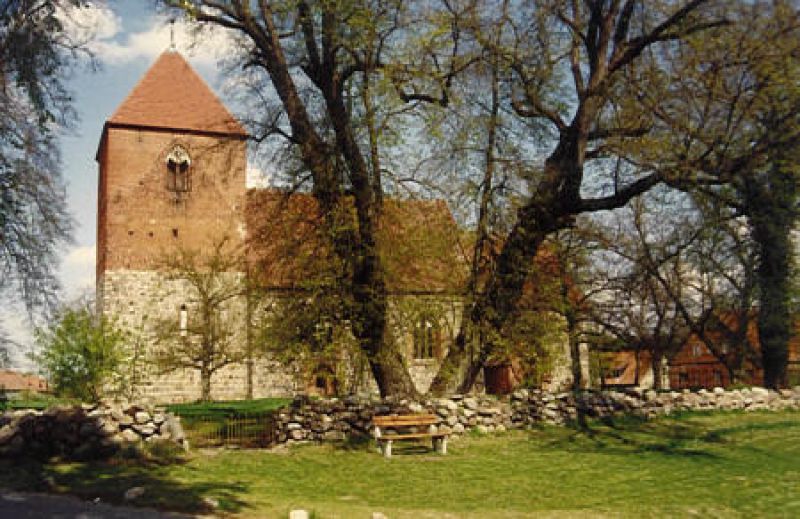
378;433;447;440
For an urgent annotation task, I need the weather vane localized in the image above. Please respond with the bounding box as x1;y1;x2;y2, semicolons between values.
169;18;177;51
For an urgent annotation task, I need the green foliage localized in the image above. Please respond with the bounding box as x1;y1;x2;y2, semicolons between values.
0;1;86;320
34;306;126;402
257;289;365;396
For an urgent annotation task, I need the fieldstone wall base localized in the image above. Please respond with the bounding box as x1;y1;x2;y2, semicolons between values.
272;386;800;445
0;403;186;460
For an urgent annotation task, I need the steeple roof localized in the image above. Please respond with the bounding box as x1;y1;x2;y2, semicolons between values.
107;51;247;137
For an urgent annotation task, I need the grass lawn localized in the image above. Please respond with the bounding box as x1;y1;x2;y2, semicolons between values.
1;410;798;518
165;397;292;417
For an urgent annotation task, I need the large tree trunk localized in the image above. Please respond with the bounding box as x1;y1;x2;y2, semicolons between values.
651;351;664;390
746;156;796;389
752;212;791;389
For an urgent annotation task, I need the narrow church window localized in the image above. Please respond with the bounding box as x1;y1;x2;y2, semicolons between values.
179;304;188;337
413;318;439;359
166;145;191;193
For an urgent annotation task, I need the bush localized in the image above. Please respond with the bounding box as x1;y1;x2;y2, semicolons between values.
35;305;126;402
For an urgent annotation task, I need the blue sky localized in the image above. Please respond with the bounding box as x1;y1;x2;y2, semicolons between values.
3;0;258;368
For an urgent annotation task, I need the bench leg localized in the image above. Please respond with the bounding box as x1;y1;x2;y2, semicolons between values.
383;440;392;458
433;437;447;455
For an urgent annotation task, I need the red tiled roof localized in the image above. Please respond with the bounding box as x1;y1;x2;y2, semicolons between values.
245;190;468;294
0;370;49;393
107;51;246;137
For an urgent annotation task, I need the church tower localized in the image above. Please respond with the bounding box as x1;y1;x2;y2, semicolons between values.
96;51;249;402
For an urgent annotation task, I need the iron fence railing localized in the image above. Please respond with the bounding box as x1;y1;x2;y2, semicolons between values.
175;411;277;448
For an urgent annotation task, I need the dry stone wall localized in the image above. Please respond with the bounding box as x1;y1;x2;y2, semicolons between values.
0;403;186;460
272;386;800;445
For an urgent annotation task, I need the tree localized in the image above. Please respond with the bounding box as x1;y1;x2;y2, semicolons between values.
152;239;249;402
629;1;800;387
167;0;473;396
429;0;725;393
35;302;125;402
0;1;91;330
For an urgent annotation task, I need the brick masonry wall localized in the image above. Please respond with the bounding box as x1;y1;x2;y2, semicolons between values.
97;127;246;277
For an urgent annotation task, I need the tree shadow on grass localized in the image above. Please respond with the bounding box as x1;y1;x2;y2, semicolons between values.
0;453;250;515
536;414;723;459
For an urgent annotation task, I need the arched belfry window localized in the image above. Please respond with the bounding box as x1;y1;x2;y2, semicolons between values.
166;145;191;193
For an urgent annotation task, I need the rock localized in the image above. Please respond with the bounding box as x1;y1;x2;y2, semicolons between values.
443;399;460;412
475;424;489;434
463;397;479;410
121;429;140;443
751;387;769;396
79;422;98;437
0;425;15;445
124;486;145;501
134;411;151;424
289;510;309;519
133;424;155;436
372;513;389;519
162;414;186;442
452;423;465;434
202;496;219;509
152;413;166;425
290;429;305;440
511;389;529;400
323;430;346;441
287;422;303;430
408;402;424;413
713;387;725;395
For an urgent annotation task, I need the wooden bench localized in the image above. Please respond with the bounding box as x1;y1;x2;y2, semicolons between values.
372;414;448;458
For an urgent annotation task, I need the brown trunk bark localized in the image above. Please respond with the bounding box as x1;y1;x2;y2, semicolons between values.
200;365;212;402
652;351;664;390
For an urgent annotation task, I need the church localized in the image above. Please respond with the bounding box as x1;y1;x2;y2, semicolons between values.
96;51;576;403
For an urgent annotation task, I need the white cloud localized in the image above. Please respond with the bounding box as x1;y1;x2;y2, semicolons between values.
59;244;96;301
59;3;239;68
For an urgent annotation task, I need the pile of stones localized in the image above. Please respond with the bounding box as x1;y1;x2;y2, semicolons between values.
273;386;800;445
0;403;186;459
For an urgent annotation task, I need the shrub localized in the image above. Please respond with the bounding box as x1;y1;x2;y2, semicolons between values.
35;305;126;402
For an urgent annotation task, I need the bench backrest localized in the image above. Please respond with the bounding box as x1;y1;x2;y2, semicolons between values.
373;414;437;428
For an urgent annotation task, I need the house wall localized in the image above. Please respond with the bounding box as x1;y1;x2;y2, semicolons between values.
669;337;760;390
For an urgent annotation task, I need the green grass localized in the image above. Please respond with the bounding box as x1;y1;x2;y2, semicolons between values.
1;410;799;518
165;397;291;418
0;393;75;411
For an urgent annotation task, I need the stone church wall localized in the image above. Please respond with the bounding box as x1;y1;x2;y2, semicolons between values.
100;269;297;403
